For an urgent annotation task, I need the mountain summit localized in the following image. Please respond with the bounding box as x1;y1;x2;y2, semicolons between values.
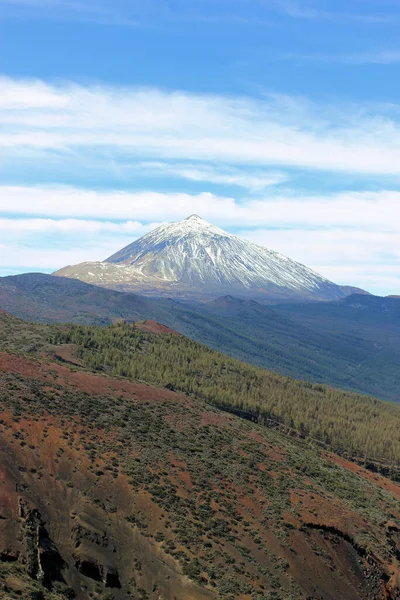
55;215;365;302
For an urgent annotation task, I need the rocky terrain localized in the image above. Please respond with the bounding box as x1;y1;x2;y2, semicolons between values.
0;312;400;599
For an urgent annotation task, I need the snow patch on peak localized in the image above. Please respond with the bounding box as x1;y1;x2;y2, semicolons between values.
156;214;229;239
55;215;352;302
185;214;203;221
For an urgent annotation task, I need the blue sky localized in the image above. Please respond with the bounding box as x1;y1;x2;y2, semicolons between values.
1;0;400;295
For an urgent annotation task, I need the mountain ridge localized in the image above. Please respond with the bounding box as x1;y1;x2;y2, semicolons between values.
55;215;368;302
0;272;398;401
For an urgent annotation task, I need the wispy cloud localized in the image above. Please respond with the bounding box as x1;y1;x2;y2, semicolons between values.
267;0;400;23
3;77;400;176
0;0;141;25
280;50;400;65
0;0;270;26
1;185;400;231
134;162;288;191
0;217;161;235
346;51;400;64
2;0;400;27
0;215;163;270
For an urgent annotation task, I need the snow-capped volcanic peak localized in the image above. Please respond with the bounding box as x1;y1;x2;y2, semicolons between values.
109;214;231;260
55;214;358;301
104;214;333;294
166;214;227;236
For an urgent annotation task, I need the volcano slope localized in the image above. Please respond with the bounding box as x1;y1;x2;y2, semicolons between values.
0;314;400;599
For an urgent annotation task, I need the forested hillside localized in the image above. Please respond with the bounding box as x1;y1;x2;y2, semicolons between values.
1;274;399;402
50;321;400;470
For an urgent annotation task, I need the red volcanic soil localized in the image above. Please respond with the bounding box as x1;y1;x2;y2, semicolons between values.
290;489;367;531
0;412;213;600
323;450;400;500
50;344;85;366
0;351;189;404
135;320;181;336
1;348;400;599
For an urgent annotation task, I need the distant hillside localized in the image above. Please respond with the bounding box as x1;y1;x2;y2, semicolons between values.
0;272;165;324
274;293;400;357
201;293;400;401
276;293;400;324
0;274;399;401
1;311;400;599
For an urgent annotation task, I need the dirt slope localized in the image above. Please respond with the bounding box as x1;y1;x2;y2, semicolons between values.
0;348;399;600
135;320;181;336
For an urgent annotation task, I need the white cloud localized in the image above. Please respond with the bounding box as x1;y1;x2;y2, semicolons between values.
318;265;399;294
0;217;164;269
4;77;400;175
1;185;400;232
0;78;67;110
133;162;287;191
0;243;121;270
0;217;162;235
0;186;235;220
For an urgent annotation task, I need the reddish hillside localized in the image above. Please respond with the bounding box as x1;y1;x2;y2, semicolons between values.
1;348;400;599
135;320;182;336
